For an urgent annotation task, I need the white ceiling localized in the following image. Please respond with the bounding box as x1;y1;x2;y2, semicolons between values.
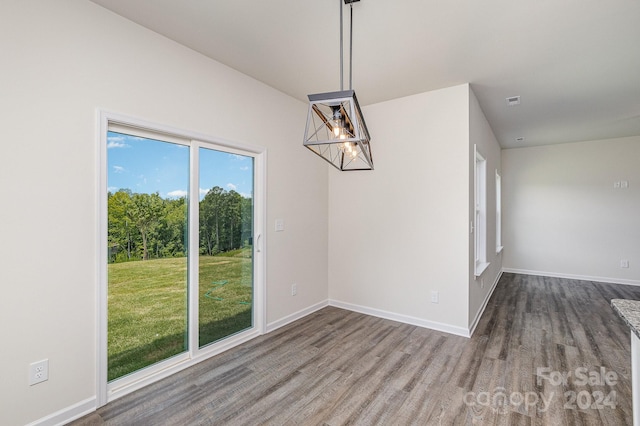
90;0;640;149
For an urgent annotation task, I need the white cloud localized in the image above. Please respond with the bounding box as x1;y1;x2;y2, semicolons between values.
107;141;129;149
226;183;237;191
199;188;210;196
230;154;248;161
240;166;250;171
113;165;124;173
107;186;118;193
240;192;252;199
167;190;187;198
107;136;129;149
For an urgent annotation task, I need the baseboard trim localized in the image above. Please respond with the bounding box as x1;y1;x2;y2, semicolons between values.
26;397;96;426
468;270;503;337
502;268;640;287
266;300;329;333
328;299;470;338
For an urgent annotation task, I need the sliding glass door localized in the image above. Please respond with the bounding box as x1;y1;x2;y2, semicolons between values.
198;147;254;348
107;132;190;381
101;115;263;402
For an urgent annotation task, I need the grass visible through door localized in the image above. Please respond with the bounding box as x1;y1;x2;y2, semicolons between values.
108;248;252;381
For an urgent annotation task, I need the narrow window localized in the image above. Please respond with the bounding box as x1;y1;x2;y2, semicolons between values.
496;170;503;253
474;146;489;276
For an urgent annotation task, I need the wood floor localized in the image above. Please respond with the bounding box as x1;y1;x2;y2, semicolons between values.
71;273;640;425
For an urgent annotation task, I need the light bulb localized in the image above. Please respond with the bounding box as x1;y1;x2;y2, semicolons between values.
332;119;341;137
331;107;345;140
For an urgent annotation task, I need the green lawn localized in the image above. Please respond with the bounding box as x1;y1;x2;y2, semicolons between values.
108;249;252;381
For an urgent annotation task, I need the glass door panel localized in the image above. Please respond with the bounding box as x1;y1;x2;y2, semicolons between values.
198;147;254;348
107;131;189;381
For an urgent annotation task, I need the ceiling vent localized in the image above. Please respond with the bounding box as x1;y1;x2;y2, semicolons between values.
516;137;525;142
506;96;521;106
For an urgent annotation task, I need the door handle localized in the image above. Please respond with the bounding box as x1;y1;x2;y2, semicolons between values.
256;234;262;253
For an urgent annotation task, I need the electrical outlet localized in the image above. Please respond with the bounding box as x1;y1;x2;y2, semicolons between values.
29;359;49;386
430;291;439;304
621;259;630;268
291;283;297;296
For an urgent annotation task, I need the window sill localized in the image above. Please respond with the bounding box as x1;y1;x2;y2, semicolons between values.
496;245;504;254
474;262;490;277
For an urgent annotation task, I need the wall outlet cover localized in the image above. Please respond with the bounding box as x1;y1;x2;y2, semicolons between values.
29;359;49;386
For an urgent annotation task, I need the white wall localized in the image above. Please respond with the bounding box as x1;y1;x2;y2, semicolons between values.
502;136;640;285
328;85;471;332
468;88;503;329
0;1;327;425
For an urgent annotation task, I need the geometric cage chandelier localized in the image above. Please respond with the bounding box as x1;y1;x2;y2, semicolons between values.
303;0;374;171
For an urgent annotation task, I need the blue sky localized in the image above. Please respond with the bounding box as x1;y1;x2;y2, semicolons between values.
107;131;253;200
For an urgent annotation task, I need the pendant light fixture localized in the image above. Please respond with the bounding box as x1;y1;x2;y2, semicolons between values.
303;0;373;171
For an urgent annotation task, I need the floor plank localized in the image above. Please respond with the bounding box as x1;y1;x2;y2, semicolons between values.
70;274;640;425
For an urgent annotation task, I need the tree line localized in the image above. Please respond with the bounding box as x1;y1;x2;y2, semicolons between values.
108;187;252;263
